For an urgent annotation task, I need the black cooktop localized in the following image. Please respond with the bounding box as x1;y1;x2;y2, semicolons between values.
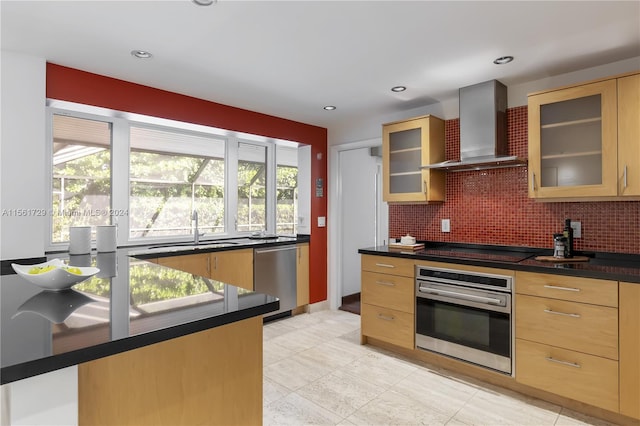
416;247;535;263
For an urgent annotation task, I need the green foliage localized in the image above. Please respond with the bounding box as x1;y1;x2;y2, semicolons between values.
52;140;299;240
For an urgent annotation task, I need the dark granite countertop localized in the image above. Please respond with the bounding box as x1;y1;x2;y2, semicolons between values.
359;242;640;284
0;240;289;384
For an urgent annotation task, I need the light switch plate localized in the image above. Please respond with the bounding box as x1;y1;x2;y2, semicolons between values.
441;219;450;233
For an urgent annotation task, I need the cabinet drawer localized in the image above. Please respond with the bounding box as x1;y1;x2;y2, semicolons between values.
515;339;618;413
362;255;414;277
361;303;414;350
516;294;618;360
362;271;414;314
515;271;617;307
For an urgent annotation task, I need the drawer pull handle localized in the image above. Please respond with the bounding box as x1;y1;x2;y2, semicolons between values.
531;172;536;191
544;309;580;318
375;263;395;268
543;285;580;292
377;314;395;321
375;280;396;286
545;357;581;368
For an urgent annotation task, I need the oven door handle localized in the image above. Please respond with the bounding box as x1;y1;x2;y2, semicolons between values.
418;286;503;306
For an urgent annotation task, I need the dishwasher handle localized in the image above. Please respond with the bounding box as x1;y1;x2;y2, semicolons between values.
254;246;297;254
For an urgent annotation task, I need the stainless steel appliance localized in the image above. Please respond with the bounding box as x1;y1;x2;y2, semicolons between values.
415;265;513;374
254;246;297;319
422;79;526;171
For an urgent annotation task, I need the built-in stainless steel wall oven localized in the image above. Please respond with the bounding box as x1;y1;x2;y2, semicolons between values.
415;265;513;375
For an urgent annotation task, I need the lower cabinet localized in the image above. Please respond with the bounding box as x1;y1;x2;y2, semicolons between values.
296;243;309;306
619;282;640;420
210;249;254;291
361;303;414;349
360;255;415;350
516;339;619;413
357;258;637;422
153;249;255;291
157;253;210;277
514;271;621;414
79;316;263;425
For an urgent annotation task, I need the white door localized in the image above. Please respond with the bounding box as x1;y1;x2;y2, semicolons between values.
339;147;388;298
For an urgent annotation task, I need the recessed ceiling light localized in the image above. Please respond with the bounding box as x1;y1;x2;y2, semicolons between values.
131;50;153;59
323;105;337;111
493;56;514;65
192;0;215;5
391;86;407;92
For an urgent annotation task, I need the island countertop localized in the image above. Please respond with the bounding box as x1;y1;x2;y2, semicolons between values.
1;248;279;384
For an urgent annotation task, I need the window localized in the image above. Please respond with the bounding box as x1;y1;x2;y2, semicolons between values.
47;101;307;248
129;126;225;239
276;145;298;235
237;142;267;233
51;114;112;242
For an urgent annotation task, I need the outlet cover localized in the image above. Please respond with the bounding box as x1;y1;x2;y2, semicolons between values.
441;219;451;233
570;221;581;238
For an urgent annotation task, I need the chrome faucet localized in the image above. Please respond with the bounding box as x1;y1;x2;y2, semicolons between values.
192;210;200;245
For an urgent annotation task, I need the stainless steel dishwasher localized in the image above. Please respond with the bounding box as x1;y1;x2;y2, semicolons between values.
254;245;297;319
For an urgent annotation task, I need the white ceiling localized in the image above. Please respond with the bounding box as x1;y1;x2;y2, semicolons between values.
2;1;639;140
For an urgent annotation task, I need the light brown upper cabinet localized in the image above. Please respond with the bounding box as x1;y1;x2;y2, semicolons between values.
382;115;445;203
617;73;640;197
528;72;639;200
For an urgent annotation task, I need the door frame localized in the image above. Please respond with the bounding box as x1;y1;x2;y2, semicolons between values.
328;138;385;310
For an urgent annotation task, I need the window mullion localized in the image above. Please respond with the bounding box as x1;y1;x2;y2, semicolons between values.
226;137;239;234
266;144;276;234
111;119;129;245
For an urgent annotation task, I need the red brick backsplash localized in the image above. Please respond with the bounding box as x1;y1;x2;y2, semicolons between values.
389;106;640;254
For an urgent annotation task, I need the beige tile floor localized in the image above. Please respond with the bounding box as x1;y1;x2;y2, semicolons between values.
263;310;616;426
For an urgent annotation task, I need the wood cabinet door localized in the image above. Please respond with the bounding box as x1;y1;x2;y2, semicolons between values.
361;254;414;277
619;282;640;420
382;115;445;203
157;253;210;277
79;317;263;425
210;248;254;290
515;338;619;413
296;243;309;306
361;271;414;314
617;73;640;197
361;303;414;349
528;79;618;198
515;294;619;360
515;271;618;307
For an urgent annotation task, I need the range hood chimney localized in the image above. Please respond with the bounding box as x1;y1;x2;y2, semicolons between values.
423;79;527;171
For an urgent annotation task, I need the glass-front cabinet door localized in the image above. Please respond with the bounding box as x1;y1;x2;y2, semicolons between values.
528;79;618;198
382;115;445;203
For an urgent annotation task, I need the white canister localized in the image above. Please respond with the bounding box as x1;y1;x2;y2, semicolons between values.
400;234;416;245
69;226;92;255
96;225;117;252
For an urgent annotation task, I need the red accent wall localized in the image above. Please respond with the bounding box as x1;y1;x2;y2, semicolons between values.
389;106;640;254
46;63;328;303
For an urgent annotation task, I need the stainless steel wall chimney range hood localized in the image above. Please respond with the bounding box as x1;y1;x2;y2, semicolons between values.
422;79;527;172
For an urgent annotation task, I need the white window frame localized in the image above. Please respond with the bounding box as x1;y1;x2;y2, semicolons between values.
45;99;299;252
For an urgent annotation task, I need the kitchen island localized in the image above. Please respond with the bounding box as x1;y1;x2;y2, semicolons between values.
1;247;280;425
